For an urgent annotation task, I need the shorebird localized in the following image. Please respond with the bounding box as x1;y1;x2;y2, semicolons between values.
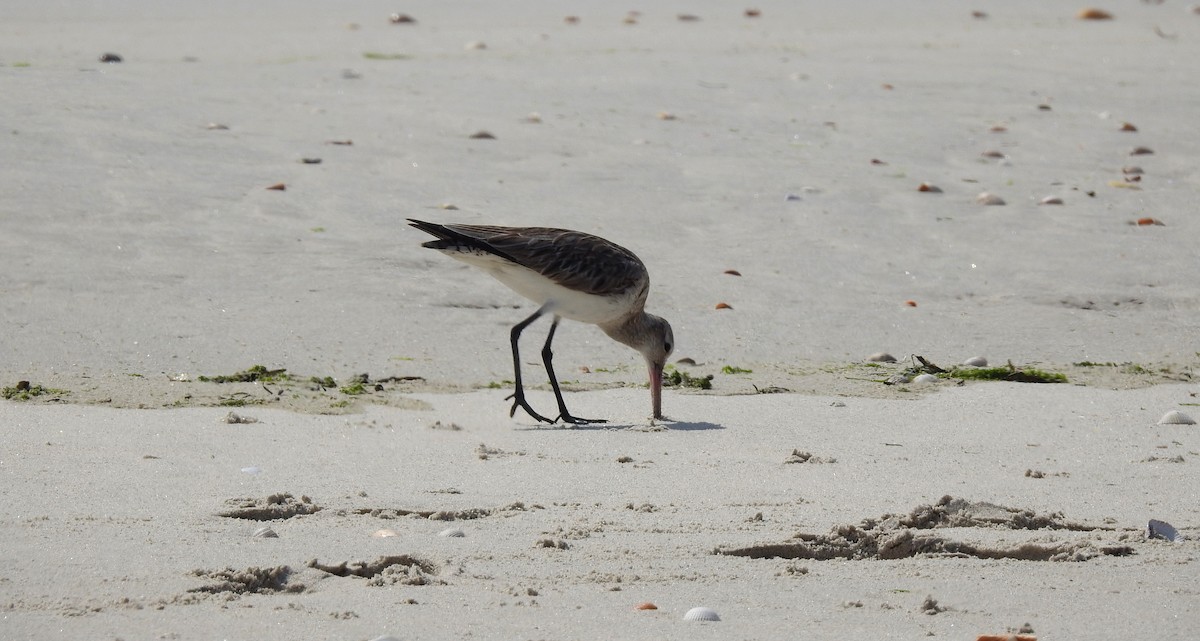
408;219;674;424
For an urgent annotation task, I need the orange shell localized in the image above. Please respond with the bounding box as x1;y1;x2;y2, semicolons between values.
904;300;918;307
1077;8;1113;20
265;182;286;191
724;269;742;276
715;302;733;310
1135;217;1164;226
976;636;1037;641
635;602;658;610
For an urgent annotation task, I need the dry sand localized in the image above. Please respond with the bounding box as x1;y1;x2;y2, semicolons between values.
2;1;1199;639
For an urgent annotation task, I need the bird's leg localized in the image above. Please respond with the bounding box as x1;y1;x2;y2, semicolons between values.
541;316;607;425
506;307;555;424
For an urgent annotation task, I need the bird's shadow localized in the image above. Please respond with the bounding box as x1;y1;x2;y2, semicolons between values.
513;419;724;432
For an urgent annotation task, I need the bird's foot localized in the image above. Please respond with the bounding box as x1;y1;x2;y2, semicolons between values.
505;392;555;424
556;413;607;425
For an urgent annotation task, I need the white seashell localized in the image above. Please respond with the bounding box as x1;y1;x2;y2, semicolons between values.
240;466;262;475
976;192;1005;205
912;373;939;385
372;529;399;538
867;352;897;363
1158;410;1196;425
1039;196;1063;205
1147;519;1184;542
962;356;988;367
438;527;466;538
252;527;278;538
683;606;721;621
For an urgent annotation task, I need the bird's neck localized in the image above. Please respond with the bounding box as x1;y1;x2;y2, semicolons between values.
598;310;651;351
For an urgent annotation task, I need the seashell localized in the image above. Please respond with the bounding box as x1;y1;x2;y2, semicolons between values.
881;83;894;90
438;527;466;538
206;123;230;130
1122;166;1143;175
438;203;459;210
300;157;322;164
1037;103;1052;111
904;300;918;307
784;193;802;201
1119;122;1137;132
469;130;496;140
635;602;658;610
972;10;989;18
622;16;638;24
917;182;942;193
327;139;353;145
252;527;278;538
1129;146;1154;155
870;158;887;165
963;356;988;367
657;111;677;120
976;192;1005;205
563;15;580;24
1134;217;1165;226
525;112;542;123
677;14;701;22
99;52;123;63
1158;410;1196;425
265;183;286;191
464;41;487;50
745;9;762;17
683;606;721;621
1077;8;1114;20
867;352;897;362
389;13;416;24
240;466;262;475
1039;196;1064;205
989;125;1007;133
912;373;939;385
715;302;732;310
1147;519;1184;542
724;269;742;276
980;150;1006;159
372;529;399;538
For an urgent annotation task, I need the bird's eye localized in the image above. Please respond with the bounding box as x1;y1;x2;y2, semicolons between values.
664;342;673;353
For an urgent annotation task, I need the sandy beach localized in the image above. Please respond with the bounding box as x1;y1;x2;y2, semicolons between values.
3;1;1199;639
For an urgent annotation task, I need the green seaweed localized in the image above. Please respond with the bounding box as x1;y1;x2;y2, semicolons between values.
663;370;713;390
2;382;68;401
948;365;1066;384
721;365;753;375
339;382;369;395
200;365;289;384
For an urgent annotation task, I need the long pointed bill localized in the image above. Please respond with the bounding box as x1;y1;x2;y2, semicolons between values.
649;362;664;420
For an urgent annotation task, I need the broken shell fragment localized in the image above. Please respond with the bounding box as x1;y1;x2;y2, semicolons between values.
438;527;466;538
1077;8;1114;20
99;52;123;63
917;182;942;193
635;602;659;610
469;130;496;140
1119;122;1138;132
389;13;416;24
265;182;286;191
1147;519;1185;541
715;302;733;310
1122;166;1144;175
1134;217;1165;226
252;527;279;538
904;300;918;307
1039;196;1064;205
976;192;1005;205
683;606;721;621
723;269;742;276
1130;146;1154;155
1158;410;1196;425
980;150;1006;159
